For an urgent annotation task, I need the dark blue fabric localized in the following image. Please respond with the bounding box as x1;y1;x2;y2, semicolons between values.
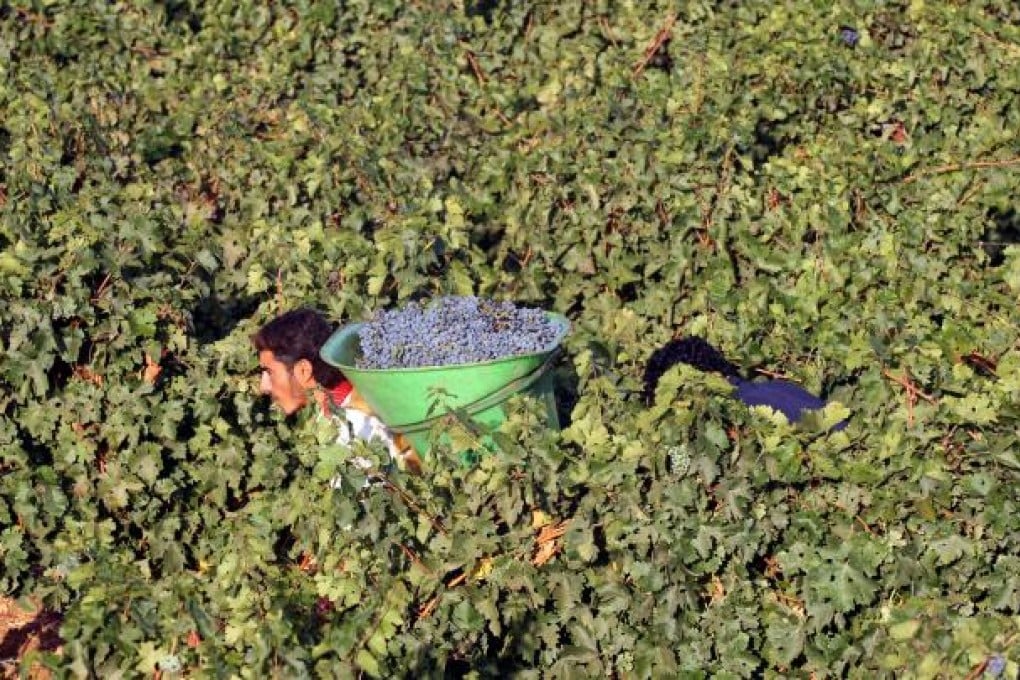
730;378;847;430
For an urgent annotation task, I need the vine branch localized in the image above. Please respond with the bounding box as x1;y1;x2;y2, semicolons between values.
900;156;1020;184
633;13;676;77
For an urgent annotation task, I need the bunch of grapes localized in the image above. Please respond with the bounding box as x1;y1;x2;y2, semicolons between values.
668;444;691;476
158;655;183;674
985;655;1007;678
358;296;559;369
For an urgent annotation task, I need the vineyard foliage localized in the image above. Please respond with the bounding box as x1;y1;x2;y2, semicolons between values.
3;0;1020;676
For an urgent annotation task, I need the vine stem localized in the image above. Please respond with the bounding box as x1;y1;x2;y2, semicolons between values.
377;474;447;535
633;13;676;77
275;268;284;313
348;597;390;669
396;542;432;575
882;369;936;427
963;658;988;680
464;49;486;84
900;156;1020;184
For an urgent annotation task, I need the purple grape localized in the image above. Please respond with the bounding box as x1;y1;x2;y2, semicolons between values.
985;654;1006;678
840;26;859;47
316;597;335;617
358;296;559;369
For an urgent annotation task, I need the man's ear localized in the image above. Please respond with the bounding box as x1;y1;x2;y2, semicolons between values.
292;358;316;388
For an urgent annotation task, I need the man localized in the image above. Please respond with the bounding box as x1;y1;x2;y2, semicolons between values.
643;336;848;430
252;307;420;477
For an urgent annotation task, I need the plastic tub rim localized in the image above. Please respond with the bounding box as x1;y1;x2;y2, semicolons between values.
321;312;570;374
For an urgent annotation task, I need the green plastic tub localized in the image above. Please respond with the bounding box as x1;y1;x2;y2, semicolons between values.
319;312;570;458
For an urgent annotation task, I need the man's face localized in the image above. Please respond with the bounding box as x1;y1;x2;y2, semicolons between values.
258;350;309;415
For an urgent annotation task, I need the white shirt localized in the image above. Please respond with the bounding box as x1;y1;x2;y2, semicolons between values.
325;389;404;489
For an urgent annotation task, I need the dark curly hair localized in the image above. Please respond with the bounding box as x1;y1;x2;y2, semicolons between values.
642;336;742;403
251;308;343;388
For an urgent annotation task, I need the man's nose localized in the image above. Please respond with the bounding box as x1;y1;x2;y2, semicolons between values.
259;371;273;395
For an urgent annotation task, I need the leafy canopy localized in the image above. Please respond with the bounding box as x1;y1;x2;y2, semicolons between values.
2;0;1020;677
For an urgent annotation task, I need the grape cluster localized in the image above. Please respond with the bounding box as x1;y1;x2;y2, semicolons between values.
358;296;559;369
315;596;336;617
668;444;691;476
158;655;183;674
986;654;1006;678
840;26;860;47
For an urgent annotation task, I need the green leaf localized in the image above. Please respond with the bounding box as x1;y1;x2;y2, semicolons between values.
944;394;998;425
806;559;877;618
888;618;921;641
355;650;382;678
